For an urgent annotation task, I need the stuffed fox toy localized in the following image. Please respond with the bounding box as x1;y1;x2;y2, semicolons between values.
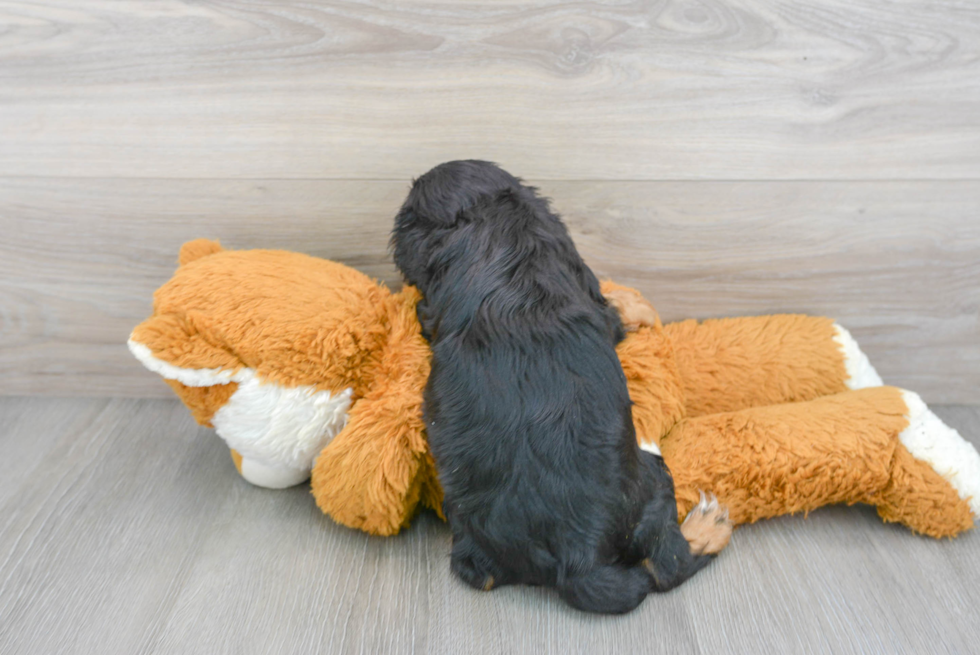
130;239;980;539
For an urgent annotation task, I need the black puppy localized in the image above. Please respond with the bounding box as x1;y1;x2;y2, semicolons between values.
392;161;724;614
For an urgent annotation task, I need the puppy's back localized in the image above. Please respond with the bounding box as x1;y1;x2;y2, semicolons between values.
406;180;642;590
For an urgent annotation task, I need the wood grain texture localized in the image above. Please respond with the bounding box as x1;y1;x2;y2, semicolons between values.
0;397;978;654
1;178;977;402
0;397;105;509
0;0;979;180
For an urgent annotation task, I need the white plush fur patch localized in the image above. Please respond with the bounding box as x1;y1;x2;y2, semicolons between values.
639;441;662;457
239;457;314;489
211;371;352;470
129;336;352;477
900;390;980;516
128;339;247;386
832;324;883;389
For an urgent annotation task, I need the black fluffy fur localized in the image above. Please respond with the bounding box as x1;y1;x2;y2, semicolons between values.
391;160;712;614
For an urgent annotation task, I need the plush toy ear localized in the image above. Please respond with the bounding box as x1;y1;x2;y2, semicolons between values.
129;313;241;381
129;312;245;426
178;238;224;266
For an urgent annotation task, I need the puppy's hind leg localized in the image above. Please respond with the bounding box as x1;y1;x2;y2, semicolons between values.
558;564;652;614
450;534;505;592
634;452;727;592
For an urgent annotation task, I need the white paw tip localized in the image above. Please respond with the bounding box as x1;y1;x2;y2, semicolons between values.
832;324;883;389
899;390;980;516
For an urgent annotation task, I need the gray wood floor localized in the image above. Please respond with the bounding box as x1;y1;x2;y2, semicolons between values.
1;397;978;654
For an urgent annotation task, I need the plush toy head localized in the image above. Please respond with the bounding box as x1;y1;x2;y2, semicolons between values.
129;239;441;535
131;239;374;484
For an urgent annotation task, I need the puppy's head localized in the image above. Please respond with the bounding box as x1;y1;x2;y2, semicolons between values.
391;160;523;289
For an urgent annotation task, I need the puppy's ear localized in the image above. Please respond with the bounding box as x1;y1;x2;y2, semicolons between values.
400;177;462;229
391;206;433;288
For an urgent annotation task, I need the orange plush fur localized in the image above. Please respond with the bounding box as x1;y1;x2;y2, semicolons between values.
130;241;977;539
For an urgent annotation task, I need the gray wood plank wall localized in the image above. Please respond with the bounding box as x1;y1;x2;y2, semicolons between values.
1;1;978;402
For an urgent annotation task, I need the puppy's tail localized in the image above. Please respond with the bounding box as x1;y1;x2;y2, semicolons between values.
558;564;651;615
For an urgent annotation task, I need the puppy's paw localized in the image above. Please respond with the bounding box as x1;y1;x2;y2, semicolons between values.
451;549;498;592
603;288;658;331
681;491;732;555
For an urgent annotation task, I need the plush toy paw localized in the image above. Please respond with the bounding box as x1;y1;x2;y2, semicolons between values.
603;287;659;332
681;491;733;555
899;390;980;517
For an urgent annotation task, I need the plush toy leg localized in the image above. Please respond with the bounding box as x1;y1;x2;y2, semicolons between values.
310;289;441;536
600;282;661;332
881;390;980;533
662;386;977;538
664;315;882;418
310;389;441;536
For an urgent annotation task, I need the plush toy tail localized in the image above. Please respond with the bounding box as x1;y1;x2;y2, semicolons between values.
662;386;977;538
